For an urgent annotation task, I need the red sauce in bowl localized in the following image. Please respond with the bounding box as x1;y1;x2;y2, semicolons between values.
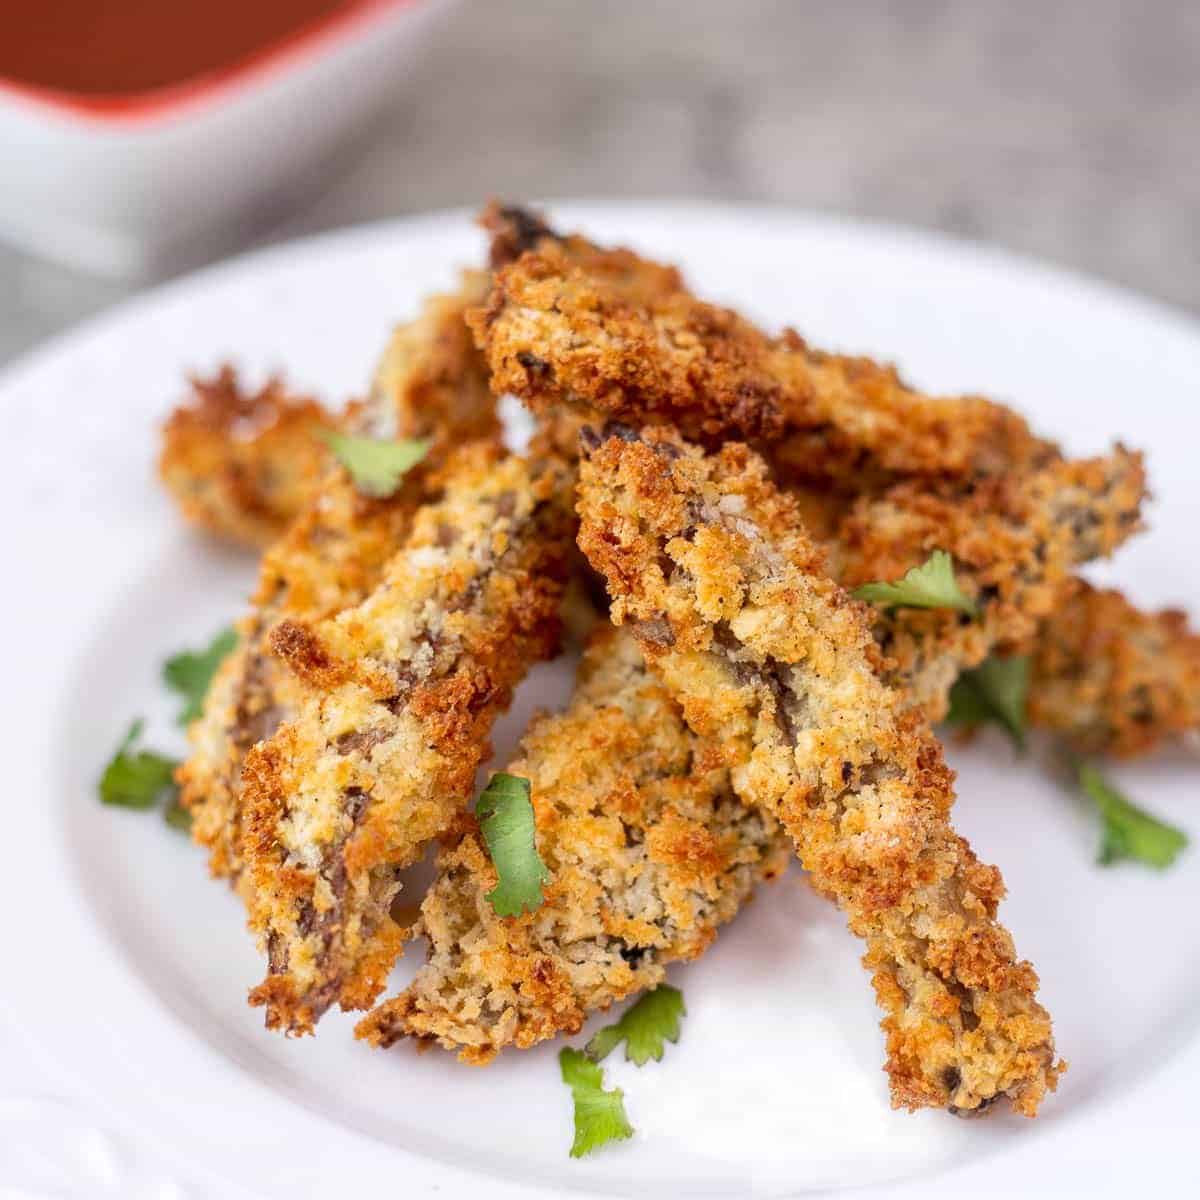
0;0;379;99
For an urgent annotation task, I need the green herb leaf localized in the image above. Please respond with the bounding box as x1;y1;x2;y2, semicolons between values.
945;656;1030;750
559;1048;634;1158
320;431;431;498
476;772;550;916
164;626;238;726
587;985;686;1065
164;795;193;833
853;550;978;616
99;720;180;810
1079;762;1188;869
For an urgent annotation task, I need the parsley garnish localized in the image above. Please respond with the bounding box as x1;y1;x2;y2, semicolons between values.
99;720;180;810
164;626;238;726
475;772;550;916
320;431;431;498
945;656;1030;750
853;550;978;616
559;1048;634;1158
1078;762;1188;869
587;985;685;1065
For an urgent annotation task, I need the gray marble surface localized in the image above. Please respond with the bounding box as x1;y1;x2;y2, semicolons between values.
2;0;1197;366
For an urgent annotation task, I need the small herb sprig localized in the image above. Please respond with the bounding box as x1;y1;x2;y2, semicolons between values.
559;986;687;1157
99;625;239;833
853;549;978;615
476;772;551;917
320;431;430;498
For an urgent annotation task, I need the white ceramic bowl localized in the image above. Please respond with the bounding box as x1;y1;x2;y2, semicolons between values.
0;0;455;276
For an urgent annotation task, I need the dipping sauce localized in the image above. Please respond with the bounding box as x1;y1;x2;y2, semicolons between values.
0;0;376;99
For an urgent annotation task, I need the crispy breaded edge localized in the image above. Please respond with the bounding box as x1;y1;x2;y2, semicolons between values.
365;270;499;444
469;204;1055;482
159;367;336;547
241;443;573;1034
178;278;498;887
160;272;498;549
829;450;1147;719
576;425;1064;1116
180;469;436;892
355;623;789;1060
1026;582;1200;757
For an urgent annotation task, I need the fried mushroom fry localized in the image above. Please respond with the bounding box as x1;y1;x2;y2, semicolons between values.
159;272;497;548
356;624;789;1061
829;451;1147;719
241;443;573;1035
1027;583;1200;757
470;205;1054;486
178;279;497;888
576;425;1064;1116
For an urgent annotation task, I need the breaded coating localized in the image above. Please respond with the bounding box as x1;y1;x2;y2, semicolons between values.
1026;583;1200;757
576;425;1064;1116
241;443;573;1035
159;367;336;547
356;625;789;1061
480;200;685;301
179;281;497;887
828;452;1146;720
159;272;496;548
181;474;427;887
366;270;497;444
469;205;1054;485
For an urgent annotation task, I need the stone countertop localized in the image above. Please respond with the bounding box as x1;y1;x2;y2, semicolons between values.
2;0;1196;365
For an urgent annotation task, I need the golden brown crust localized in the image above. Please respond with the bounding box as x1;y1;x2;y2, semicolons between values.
241;443;573;1034
366;271;499;445
480;200;563;269
179;464;433;890
159;272;497;549
576;425;1064;1116
178;280;498;890
1026;583;1200;757
470;206;1056;484
356;624;788;1060
158;367;336;547
479;208;1178;758
828;451;1147;719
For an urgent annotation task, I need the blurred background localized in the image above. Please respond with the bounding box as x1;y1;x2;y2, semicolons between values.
2;0;1197;365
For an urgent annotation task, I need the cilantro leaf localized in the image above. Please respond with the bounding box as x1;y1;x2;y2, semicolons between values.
1078;762;1188;869
853;550;978;616
164;626;238;726
475;772;550;917
163;795;193;833
99;720;180;810
320;431;431;498
559;1048;634;1157
945;656;1030;750
587;985;685;1065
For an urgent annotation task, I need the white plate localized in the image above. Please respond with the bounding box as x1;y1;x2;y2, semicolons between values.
2;204;1198;1199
